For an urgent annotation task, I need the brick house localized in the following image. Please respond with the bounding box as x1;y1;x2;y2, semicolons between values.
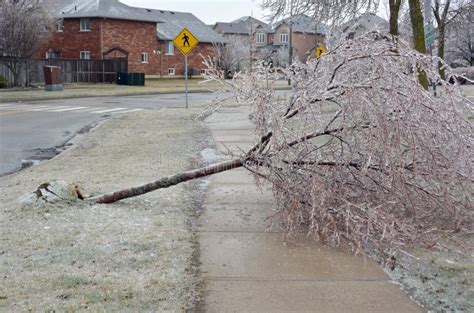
213;14;326;64
38;0;226;76
265;15;326;62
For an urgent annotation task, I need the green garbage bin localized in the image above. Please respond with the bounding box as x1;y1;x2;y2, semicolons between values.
117;72;129;85
116;72;145;86
129;73;145;86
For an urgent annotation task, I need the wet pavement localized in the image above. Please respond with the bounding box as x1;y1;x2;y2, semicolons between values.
0;91;289;177
198;106;424;312
0;92;223;176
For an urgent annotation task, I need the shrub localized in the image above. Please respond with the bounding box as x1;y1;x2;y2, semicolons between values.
0;75;8;88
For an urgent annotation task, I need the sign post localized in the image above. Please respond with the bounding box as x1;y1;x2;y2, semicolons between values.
185;55;188;108
173;28;199;109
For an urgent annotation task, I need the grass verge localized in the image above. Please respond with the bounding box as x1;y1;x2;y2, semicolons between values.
0;109;211;311
0;78;291;103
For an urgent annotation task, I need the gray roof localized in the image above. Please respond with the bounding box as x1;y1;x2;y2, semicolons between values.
153;10;227;43
340;13;388;34
269;14;327;35
42;0;227;43
214;22;252;35
231;16;267;28
214;16;268;35
46;0;164;23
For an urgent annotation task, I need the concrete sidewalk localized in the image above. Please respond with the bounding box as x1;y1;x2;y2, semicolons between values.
198;106;424;312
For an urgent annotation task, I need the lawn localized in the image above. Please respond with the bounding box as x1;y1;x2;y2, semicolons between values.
460;85;474;97
0;109;209;311
0;78;470;104
0;78;291;103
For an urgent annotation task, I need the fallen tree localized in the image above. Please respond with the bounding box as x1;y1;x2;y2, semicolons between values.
90;159;244;204
86;32;472;259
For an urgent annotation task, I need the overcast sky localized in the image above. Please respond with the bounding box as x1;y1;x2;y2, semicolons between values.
120;0;390;25
120;0;270;25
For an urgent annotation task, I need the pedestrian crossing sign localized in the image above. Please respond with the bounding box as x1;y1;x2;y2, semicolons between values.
315;44;327;58
173;28;199;56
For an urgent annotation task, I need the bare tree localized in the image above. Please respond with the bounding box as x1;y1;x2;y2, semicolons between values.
0;0;52;86
389;0;404;35
445;5;474;66
89;32;473;261
260;0;379;26
407;0;427;53
260;0;431;87
273;45;291;67
407;0;430;88
399;4;414;43
432;0;471;78
212;35;252;77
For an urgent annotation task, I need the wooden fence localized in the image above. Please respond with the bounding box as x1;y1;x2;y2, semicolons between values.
0;58;128;86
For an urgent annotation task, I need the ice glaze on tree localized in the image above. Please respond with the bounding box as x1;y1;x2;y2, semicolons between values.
91;32;472;262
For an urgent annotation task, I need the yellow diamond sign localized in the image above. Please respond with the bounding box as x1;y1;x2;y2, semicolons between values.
315;43;327;58
173;28;199;56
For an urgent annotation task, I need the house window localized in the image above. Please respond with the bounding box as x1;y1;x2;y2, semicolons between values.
141;52;149;64
168;68;175;76
200;69;207;75
165;41;174;55
80;18;90;31
57;19;64;32
280;33;289;44
46;50;60;59
256;33;266;44
80;51;91;60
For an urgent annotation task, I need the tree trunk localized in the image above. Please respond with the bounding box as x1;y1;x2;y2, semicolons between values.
408;0;427;53
389;0;402;36
89;159;244;204
433;0;451;80
437;24;446;79
408;0;429;89
7;60;22;87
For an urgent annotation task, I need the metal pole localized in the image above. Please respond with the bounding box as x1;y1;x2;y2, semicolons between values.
185;55;189;109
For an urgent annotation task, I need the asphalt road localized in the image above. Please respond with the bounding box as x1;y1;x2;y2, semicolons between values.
0;92;225;176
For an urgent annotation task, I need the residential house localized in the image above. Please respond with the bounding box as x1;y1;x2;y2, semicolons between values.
339;13;388;40
214;14;326;64
213;16;267;40
264;14;326;63
212;16;267;72
213;16;268;58
37;0;227;76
